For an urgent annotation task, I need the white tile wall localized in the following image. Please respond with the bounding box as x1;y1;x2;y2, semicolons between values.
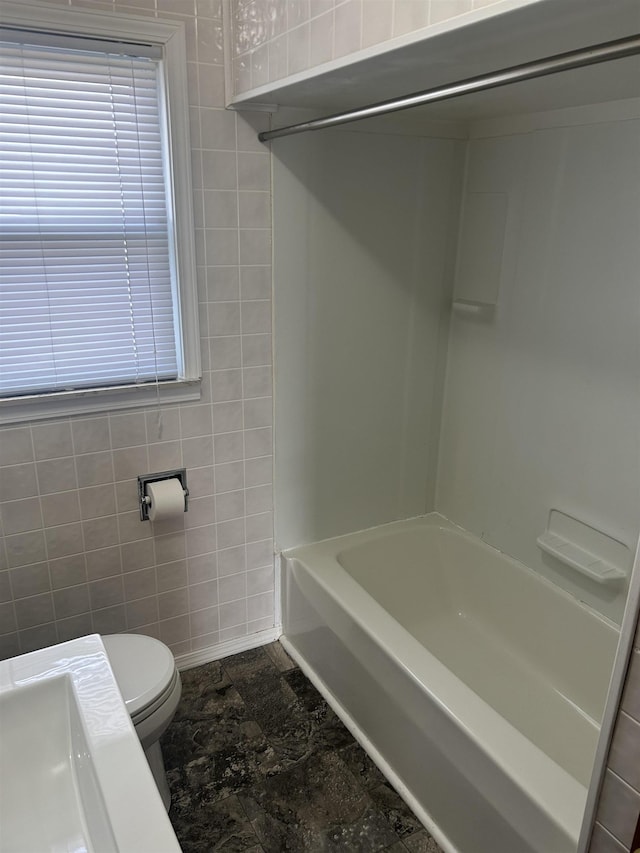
0;0;275;662
230;0;512;96
591;620;640;851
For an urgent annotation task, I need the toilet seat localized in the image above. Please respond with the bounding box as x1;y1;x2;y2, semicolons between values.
132;668;180;725
102;633;176;718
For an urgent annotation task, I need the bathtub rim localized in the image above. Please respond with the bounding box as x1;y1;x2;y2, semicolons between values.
283;512;610;849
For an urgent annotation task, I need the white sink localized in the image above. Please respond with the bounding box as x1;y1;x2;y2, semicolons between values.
0;635;181;853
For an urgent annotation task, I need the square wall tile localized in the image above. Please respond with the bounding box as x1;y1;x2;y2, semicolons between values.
243;399;272;429
53;584;90;620
0;632;20;659
241;301;271;334
14;592;54;630
78;485;117;520
190;606;219;638
596;769;640;849
156;559;188;592
247;590;273;621
50;554;87;590
186;523;217;557
334;0;362;58
86;546;122;582
187;552;218;585
89;577;125;610
217;545;246;576
246;539;273;569
72;418;110;454
19;622;57;654
5;530;47;568
76;452;114;488
430;0;472;24
0;464;38;502
219;599;246;630
361;1;392;48
590;823;629;853
0;428;33;466
219;571;246;603
621;649;640;720
245;456;273;487
83;516;119;551
148;440;183;472
10;563;51;599
2;498;42;535
158;588;189;620
124;567;157;602
42;492;81;527
32;422;73;460
609;711;640;789
92;604;127;635
287;22;310;75
113;447;149;482
110;412;147;449
159;614;191;646
242;334;271;367
240;267;271;300
146;409;181;443
126;596;159;630
393;0;429;36
247;565;274;592
45;523;84;560
37;458;78;494
212;401;243;434
122;539;155;573
211;370;243;403
310;10;334;65
56;613;93;644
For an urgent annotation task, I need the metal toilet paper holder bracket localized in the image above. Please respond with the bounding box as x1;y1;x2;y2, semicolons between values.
138;469;189;521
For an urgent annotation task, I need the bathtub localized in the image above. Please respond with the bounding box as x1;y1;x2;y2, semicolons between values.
281;513;619;853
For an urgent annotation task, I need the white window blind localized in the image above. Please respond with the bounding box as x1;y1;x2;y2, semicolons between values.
0;36;180;398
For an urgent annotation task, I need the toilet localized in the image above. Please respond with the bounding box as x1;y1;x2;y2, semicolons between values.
102;633;182;811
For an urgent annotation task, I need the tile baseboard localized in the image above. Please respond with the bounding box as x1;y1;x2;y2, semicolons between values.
174;625;282;671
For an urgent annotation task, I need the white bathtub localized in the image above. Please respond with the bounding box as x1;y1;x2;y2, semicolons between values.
281;514;619;853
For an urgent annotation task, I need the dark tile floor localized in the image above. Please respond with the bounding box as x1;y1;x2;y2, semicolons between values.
161;642;443;853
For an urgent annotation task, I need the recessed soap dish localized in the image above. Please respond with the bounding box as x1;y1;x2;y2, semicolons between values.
537;510;630;585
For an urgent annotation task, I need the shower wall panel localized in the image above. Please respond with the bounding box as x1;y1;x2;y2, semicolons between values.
273;128;464;550
436;101;640;622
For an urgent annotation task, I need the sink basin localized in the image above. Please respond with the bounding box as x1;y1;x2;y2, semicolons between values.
0;675;117;853
0;635;181;853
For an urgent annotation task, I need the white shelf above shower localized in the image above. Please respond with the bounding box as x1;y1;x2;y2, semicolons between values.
230;0;640;124
537;510;630;585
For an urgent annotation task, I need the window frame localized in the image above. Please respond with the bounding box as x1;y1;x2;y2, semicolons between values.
0;0;201;424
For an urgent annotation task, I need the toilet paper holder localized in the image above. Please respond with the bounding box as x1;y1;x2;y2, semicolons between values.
138;469;189;521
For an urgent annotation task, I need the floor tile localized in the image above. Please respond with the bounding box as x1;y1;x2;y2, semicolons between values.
169;794;263;853
163;641;444;853
263;641;296;672
239;750;400;852
403;829;444;852
368;783;424;839
338;741;388;790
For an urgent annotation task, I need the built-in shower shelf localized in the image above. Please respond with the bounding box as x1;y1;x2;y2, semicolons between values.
537;510;630;585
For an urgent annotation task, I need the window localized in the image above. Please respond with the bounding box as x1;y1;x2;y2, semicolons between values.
0;3;199;423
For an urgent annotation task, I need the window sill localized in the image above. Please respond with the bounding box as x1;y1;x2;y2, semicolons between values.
0;379;201;426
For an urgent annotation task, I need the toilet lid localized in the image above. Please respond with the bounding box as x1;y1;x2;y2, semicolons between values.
102;633;176;718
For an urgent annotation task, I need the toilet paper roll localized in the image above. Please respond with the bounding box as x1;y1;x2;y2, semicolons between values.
146;478;185;522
